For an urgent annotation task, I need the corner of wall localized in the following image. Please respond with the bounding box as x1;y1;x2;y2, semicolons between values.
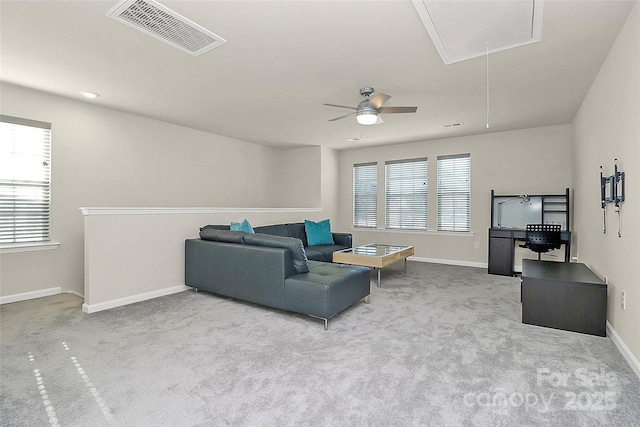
571;1;640;373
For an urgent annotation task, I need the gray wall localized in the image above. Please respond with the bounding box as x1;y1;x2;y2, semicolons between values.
336;125;573;265
0;83;326;297
272;146;322;208
572;3;639;367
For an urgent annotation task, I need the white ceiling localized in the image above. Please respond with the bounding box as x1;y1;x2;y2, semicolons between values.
0;0;635;150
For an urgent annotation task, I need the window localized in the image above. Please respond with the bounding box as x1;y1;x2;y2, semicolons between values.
353;162;377;228
437;154;471;232
385;158;428;229
0;115;52;244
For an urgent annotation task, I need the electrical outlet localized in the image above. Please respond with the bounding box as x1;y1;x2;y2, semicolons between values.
621;291;626;310
474;241;480;250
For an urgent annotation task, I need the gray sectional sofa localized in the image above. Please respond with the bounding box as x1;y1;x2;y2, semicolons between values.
184;223;371;330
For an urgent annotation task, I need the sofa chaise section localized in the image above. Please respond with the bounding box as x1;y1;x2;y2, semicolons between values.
284;262;372;327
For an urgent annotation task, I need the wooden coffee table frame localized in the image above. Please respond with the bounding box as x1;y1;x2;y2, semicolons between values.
333;244;414;287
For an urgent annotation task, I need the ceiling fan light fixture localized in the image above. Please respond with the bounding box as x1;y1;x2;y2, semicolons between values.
326;87;417;125
81;91;100;99
356;110;378;126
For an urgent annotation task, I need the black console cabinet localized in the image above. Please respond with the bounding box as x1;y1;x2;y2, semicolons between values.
489;229;515;276
488;228;571;276
521;260;607;337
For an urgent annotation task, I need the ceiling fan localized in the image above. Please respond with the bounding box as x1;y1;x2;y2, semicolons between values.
324;87;418;125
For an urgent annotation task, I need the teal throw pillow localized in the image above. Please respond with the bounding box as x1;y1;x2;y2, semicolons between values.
305;219;334;246
230;219;255;233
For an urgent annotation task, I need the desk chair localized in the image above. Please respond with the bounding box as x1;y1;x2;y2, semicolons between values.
520;224;562;260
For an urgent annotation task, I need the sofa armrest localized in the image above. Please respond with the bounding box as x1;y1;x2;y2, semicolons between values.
332;232;352;248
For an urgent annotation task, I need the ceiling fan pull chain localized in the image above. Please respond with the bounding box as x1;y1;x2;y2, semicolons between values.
486;43;490;129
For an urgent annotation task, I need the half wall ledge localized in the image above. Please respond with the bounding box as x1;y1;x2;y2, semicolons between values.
80;206;327;312
79;207;322;216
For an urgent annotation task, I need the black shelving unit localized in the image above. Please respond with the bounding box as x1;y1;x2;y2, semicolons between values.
541;188;570;230
490;188;570;230
488;188;571;276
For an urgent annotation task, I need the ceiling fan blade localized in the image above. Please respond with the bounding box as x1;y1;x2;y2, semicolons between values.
323;103;357;110
368;93;391;109
375;116;384;125
377;106;418;114
329;112;356;122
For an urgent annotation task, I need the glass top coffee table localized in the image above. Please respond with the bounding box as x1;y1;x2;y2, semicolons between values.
333;244;414;287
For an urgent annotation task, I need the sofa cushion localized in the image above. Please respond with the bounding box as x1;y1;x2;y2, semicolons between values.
200;224;230;231
305;219;334;246
284;261;370;319
199;228;246;244
307;244;347;262
286;223;308;246
254;223;309;246
231;219;255;233
253;224;289;238
304;247;327;262
244;233;309;274
331;232;352;248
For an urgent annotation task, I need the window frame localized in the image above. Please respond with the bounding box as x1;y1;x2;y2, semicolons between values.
385;157;428;230
437;153;471;232
0;115;54;250
353;162;378;228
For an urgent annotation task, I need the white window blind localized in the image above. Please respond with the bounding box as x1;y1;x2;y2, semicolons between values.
353;162;377;228
437;153;470;232
0;115;52;244
385;158;428;229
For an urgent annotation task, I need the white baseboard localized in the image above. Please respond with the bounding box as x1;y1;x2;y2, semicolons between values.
607;321;640;380
82;285;190;314
65;290;85;299
409;256;487;269
0;287;62;305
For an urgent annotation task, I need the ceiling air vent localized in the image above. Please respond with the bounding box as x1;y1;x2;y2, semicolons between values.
107;0;226;56
444;122;463;128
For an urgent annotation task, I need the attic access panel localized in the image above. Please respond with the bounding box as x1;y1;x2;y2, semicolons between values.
412;0;543;64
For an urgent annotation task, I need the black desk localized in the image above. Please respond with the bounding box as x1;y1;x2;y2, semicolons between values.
488;228;571;276
521;260;607;337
